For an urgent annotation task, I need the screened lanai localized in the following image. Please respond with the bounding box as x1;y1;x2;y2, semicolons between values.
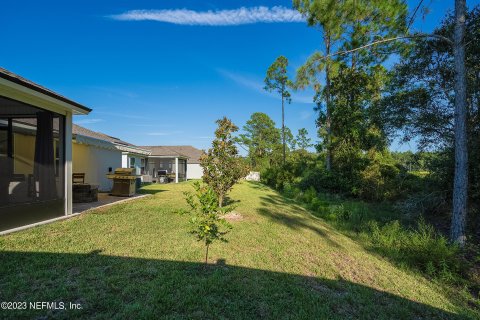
0;67;91;232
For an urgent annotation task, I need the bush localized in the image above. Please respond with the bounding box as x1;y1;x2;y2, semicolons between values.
394;191;447;217
358;150;401;201
368;218;459;280
261;166;296;191
299;167;352;195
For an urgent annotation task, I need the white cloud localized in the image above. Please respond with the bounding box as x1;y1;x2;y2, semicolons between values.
218;69;264;93
109;6;304;26
147;130;183;136
300;111;313;120
74;118;104;125
94;111;150;120
218;69;314;104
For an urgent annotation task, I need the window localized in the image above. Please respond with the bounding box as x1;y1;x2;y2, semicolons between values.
129;157;135;168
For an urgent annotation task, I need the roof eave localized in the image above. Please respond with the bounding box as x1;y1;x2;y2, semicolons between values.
0;72;91;115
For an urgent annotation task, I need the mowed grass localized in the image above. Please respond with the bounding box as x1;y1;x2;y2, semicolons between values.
0;181;477;319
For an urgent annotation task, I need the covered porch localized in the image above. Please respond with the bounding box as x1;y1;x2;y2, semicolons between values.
144;156;188;183
0;67;91;232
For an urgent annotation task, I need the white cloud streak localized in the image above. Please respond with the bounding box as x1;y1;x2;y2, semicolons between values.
147;130;183;136
109;6;304;26
218;69;314;104
74;118;104;125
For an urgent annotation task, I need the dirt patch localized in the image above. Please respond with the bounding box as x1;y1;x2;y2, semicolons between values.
223;211;244;222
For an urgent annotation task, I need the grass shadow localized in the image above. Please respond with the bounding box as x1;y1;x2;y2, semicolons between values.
223;196;241;207
138;186;167;195
0;251;468;319
256;193;343;248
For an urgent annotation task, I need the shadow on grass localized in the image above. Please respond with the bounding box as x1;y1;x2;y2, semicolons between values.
223;196;241;207
137;188;166;195
0;251;467;319
256;193;342;248
246;181;270;191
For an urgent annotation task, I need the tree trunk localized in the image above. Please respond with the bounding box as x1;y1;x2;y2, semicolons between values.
325;35;332;171
282;93;286;166
205;243;209;265
450;0;468;247
218;194;224;208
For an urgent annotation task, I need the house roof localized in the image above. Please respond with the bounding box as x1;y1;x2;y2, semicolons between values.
73;124;151;155
140;145;204;164
73;124;134;147
0;67;92;113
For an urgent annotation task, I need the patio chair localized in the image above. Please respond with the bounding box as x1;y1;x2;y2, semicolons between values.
73;173;85;184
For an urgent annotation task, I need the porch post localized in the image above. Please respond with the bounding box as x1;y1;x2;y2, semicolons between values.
65;111;73;215
175;157;179;183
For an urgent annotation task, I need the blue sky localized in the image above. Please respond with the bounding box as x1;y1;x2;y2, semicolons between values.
1;0;478;152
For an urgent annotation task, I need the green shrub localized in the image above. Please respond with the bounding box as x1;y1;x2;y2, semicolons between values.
368;218;459;280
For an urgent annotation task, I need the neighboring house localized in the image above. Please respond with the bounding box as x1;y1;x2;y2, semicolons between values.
0;67;91;232
168;146;204;180
140;145;204;182
121;152;147;176
72;125;150;191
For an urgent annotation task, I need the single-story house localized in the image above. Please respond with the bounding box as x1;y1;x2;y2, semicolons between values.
0;67;91;232
72;125;150;191
140;145;204;182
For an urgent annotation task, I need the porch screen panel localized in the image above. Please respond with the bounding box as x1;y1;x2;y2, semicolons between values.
0;100;66;232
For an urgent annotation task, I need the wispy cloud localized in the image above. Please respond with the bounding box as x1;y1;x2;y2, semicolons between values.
147;130;183;136
74;118;104;125
218;69;314;104
218;69;264;94
300;111;313;120
109;6;303;26
94;111;150;120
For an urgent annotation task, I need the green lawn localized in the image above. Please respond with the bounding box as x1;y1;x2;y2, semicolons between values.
0;181;477;319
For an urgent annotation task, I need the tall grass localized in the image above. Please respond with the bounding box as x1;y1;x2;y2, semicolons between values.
286;185;460;283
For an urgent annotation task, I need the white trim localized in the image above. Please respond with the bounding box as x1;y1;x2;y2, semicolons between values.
115;145;151;156
74;134;118;150
0;212;82;236
0;77;90;115
65;112;73;215
175;157;179;183
148;155;188;160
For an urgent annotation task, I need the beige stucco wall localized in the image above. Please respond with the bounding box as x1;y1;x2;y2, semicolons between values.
13;133;35;175
72;142;121;192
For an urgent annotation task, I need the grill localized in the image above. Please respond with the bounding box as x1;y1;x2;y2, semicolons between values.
106;168;137;196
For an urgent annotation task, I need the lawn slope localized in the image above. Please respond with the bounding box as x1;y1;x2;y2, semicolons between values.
0;181;476;319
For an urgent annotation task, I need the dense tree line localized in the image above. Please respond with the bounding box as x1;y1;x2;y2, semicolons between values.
246;0;478;248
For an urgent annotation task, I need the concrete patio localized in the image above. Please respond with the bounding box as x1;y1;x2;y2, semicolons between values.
73;193;149;214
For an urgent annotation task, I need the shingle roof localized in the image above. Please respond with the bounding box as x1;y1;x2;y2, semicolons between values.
73;124;151;155
140;145;204;164
0;67;91;113
73;124;134;146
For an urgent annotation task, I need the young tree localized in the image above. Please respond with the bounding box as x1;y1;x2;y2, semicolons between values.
181;181;232;264
264;56;293;166
296;128;312;151
201;117;248;207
